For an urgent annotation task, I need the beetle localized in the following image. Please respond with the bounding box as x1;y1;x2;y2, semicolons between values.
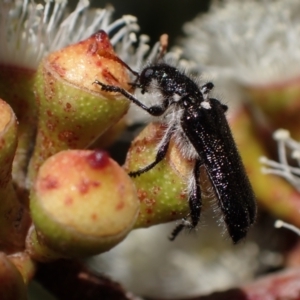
94;62;256;244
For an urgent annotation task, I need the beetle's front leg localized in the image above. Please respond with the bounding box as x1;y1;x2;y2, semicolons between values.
93;80;167;116
129;125;174;177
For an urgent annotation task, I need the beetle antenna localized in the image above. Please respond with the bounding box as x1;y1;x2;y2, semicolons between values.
98;50;139;77
116;56;139;77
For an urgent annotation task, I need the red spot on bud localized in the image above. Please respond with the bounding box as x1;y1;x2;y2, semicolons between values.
91;213;98;221
179;192;186;200
40;175;59;190
46;110;53;117
137;189;148;202
116;200;125;211
64;197;73;206
145;198;156;207
134;144;146;154
0;139;5;150
47;120;56;131
86;150;109;169
146;208;153;214
78;178;100;194
152;186;161;195
58;130;78;146
64;102;72;112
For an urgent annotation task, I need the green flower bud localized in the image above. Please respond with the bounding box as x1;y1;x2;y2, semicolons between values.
0;65;36;195
125;122;211;228
28;31;131;183
25;226;63;262
0;252;27;300
0;99;30;252
231;106;300;227
244;80;300;140
30;150;139;258
7;252;36;285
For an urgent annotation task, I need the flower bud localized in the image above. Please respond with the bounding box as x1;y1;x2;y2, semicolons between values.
230;106;300;227
25;225;64;262
244;79;300;140
0;252;27;300
30;150;139;257
7;252;36;285
125;122;211;228
90;117;127;149
0;99;17;181
0;66;36;193
28;31;131;183
0;99;30;252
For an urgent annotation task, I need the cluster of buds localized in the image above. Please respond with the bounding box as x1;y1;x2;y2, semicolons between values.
6;0;300;299
0;1;196;298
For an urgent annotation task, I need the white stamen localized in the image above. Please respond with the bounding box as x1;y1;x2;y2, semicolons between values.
292;150;300;160
275;220;300;236
260;129;300;191
273;129;290;141
109;15;139;45
183;0;300;85
0;0;146;69
145;41;160;63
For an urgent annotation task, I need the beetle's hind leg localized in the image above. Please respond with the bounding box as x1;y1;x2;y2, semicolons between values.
169;217;190;241
169;159;202;241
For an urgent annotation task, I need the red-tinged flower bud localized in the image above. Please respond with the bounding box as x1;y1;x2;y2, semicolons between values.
230;106;300;228
28;31;131;183
244;79;300;141
125;122;211;228
0;252;27;300
0;99;18;187
90;117;127;149
7;252;36;285
0;99;30;252
0;66;36;194
25;225;64;262
30;150;139;258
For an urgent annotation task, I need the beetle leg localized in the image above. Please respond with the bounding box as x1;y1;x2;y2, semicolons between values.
169;217;191;241
169;159;202;241
129;125;174;177
93;80;168;116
